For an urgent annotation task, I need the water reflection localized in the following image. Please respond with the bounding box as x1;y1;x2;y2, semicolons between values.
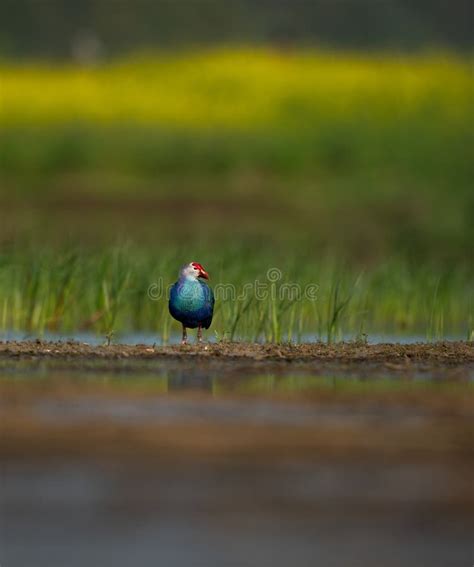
1;357;473;567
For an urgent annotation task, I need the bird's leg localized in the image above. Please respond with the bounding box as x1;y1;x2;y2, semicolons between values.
181;325;187;345
197;325;203;343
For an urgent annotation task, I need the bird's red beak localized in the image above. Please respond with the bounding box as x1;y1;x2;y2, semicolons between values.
199;268;209;280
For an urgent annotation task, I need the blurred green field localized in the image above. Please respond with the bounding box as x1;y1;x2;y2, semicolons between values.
0;49;473;340
2;49;473;254
1;49;472;184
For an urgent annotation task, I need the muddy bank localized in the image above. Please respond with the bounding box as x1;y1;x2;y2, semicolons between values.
1;339;473;364
2;406;473;465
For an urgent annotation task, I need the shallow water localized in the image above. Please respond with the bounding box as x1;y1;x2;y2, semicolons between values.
2;460;472;567
1;329;468;346
1;358;473;567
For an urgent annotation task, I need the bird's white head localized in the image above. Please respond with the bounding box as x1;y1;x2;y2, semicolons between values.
180;261;209;280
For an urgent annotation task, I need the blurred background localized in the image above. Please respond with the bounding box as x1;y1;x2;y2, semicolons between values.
0;0;473;340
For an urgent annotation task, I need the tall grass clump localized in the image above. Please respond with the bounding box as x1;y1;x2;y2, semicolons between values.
0;243;471;343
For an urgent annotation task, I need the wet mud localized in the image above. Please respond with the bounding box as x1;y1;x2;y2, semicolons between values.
1;339;473;363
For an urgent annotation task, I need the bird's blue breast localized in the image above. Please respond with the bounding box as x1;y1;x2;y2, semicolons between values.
169;278;214;329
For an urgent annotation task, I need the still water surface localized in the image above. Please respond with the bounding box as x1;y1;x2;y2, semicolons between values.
1;356;473;567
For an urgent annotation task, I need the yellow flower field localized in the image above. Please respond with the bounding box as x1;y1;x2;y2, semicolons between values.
1;48;471;130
